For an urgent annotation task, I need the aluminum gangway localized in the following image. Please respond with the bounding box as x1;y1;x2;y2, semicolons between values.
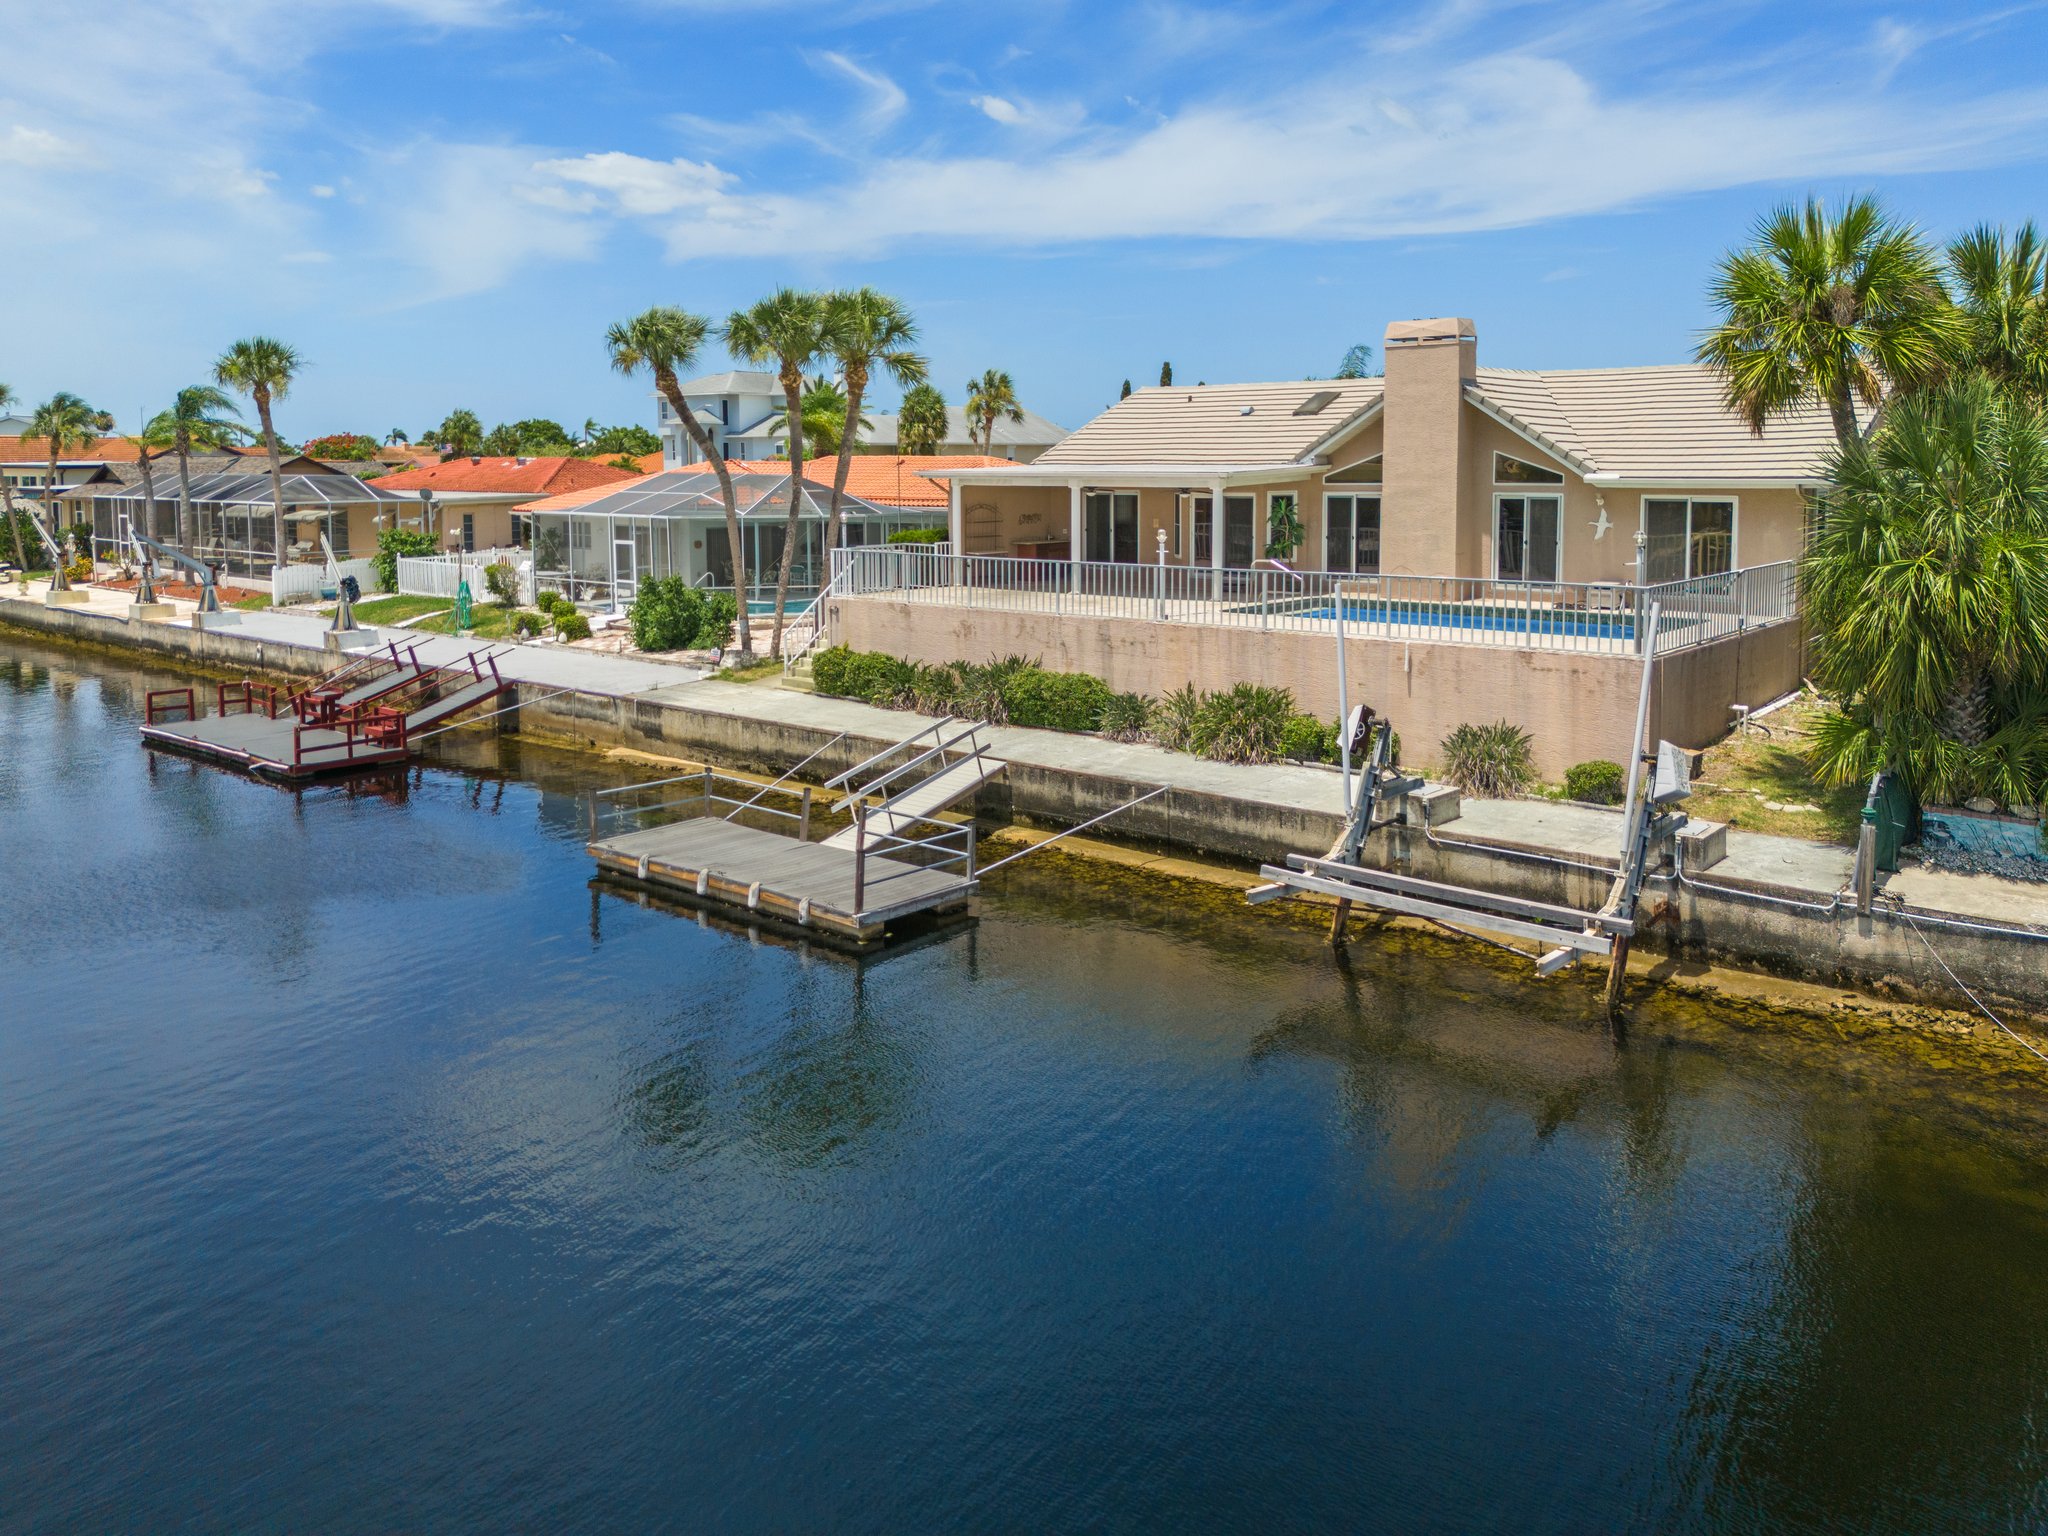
815;718;1007;851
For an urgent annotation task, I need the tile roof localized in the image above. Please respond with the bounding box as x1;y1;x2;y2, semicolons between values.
1034;380;1383;466
0;435;262;466
517;455;1013;513
370;455;638;496
1469;365;1842;483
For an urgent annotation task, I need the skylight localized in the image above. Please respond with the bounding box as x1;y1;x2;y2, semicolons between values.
1294;390;1341;417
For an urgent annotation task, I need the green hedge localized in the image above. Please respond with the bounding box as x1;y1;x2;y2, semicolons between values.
884;527;948;545
1004;668;1112;731
1564;758;1626;804
372;527;437;593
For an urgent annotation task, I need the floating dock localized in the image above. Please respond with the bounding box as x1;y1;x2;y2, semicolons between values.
588;722;996;944
140;642;510;781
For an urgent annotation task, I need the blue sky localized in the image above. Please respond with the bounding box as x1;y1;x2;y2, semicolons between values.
3;0;2046;442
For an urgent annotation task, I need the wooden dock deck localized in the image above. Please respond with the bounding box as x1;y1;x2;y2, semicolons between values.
140;711;411;778
588;816;977;942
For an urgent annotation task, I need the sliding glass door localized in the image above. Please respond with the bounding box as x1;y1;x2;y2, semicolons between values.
1494;495;1561;583
1644;498;1735;583
1324;494;1380;574
1084;492;1139;563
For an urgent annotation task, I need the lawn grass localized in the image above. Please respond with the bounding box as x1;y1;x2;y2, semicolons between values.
230;592;272;611
1684;694;1864;844
340;594;454;626
716;656;786;684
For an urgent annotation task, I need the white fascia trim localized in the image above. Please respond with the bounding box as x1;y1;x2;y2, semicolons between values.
916;463;1307;487
1461;388;1597;479
1584;474;1832;490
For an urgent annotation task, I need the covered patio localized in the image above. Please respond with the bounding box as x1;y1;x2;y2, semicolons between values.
88;471;411;577
522;468;945;609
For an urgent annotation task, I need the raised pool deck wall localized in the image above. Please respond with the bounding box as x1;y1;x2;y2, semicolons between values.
4;596;2040;1023
825;595;1806;779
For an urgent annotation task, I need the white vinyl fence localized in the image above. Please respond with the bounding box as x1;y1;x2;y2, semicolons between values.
395;549;532;602
272;557;378;605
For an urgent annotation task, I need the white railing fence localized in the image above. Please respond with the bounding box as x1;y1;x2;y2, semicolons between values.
829;547;1799;659
272;557;377;605
396;549;532;602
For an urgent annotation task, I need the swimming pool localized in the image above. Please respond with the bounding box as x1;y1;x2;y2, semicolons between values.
1295;600;1637;642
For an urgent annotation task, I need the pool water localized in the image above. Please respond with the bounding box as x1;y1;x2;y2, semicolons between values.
6;636;2048;1533
1297;600;1636;641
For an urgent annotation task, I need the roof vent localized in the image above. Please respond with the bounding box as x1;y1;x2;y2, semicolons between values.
1240;405;1255;416
1295;389;1341;416
515;456;530;466
470;455;482;465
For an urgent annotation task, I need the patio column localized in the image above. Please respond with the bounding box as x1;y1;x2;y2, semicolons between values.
1209;478;1226;600
1069;481;1084;596
948;476;964;591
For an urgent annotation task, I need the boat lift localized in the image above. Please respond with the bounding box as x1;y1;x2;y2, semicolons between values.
1247;602;1692;1012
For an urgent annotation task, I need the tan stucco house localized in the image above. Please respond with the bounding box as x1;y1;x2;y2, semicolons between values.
927;317;1833;588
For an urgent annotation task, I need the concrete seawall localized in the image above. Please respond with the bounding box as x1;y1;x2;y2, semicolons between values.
5;597;2042;1022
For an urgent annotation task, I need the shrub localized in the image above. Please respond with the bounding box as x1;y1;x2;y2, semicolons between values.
1192;684;1296;764
1563;758;1627;805
1003;667;1112;732
1151;683;1204;752
885;527;948;545
1281;712;1337;763
842;650;914;706
511;609;544;638
535;589;570;617
628;575;705;652
694;590;738;648
69;523;94;558
810;644;856;696
64;554;93;584
483;559;520;607
1100;692;1153;743
554;609;592;642
372;527;437;592
1440;720;1536;798
908;661;965;715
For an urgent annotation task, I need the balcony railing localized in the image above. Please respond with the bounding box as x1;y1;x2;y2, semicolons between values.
829;547;1798;658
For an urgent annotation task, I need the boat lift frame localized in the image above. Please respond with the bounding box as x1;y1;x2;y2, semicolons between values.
1247;602;1690;1013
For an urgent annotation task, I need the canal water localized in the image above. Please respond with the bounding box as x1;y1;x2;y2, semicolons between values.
5;637;2048;1534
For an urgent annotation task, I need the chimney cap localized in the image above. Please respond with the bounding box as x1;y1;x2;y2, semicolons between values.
1384;317;1477;345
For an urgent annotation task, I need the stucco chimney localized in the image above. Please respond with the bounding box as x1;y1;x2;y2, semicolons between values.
1379;317;1477;575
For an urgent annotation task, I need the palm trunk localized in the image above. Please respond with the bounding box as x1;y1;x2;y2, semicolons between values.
137;448;161;546
1828;376;1860;448
825;363;866;556
176;434;196;561
258;389;287;574
46;445;67;589
657;369;751;657
768;368;806;658
3;474;26;576
1937;664;1993;751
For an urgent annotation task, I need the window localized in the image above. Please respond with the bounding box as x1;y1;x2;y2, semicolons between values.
1326;456;1382;484
1494;452;1564;485
1324;494;1380;574
1494;495;1561;582
1084;491;1139;562
1192;496;1211;563
1642;497;1736;582
460;512;475;553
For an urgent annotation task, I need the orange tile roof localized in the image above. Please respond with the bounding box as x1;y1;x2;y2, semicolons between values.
512;454;1014;515
633;451;665;474
370;455;638;496
0;435;262;465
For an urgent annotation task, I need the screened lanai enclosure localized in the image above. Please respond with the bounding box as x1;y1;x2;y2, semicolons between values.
88;471;410;577
525;468;945;608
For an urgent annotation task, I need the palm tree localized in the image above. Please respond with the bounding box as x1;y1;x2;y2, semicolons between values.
1697;195;1958;447
771;376;862;456
23;392;100;588
965;369;1025;457
897;383;949;456
1945;223;2048;401
821;288;927;555
1803;377;2048;808
724;288;829;656
436;409;483;458
384;427;408;447
214;335;302;568
606;305;753;656
158;386;246;558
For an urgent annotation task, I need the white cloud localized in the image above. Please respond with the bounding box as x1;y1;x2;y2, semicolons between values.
533;151;737;216
517;51;2048;264
973;95;1024;126
311;183;337;197
381;143;606;299
808;50;909;135
0;125;80;167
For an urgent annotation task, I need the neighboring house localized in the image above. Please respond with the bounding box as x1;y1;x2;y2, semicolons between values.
0;413;34;435
927;318;1834;585
812;317;1833;775
371;455;640;553
518;454;1007;603
1;437;265;520
657;372;1068;466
